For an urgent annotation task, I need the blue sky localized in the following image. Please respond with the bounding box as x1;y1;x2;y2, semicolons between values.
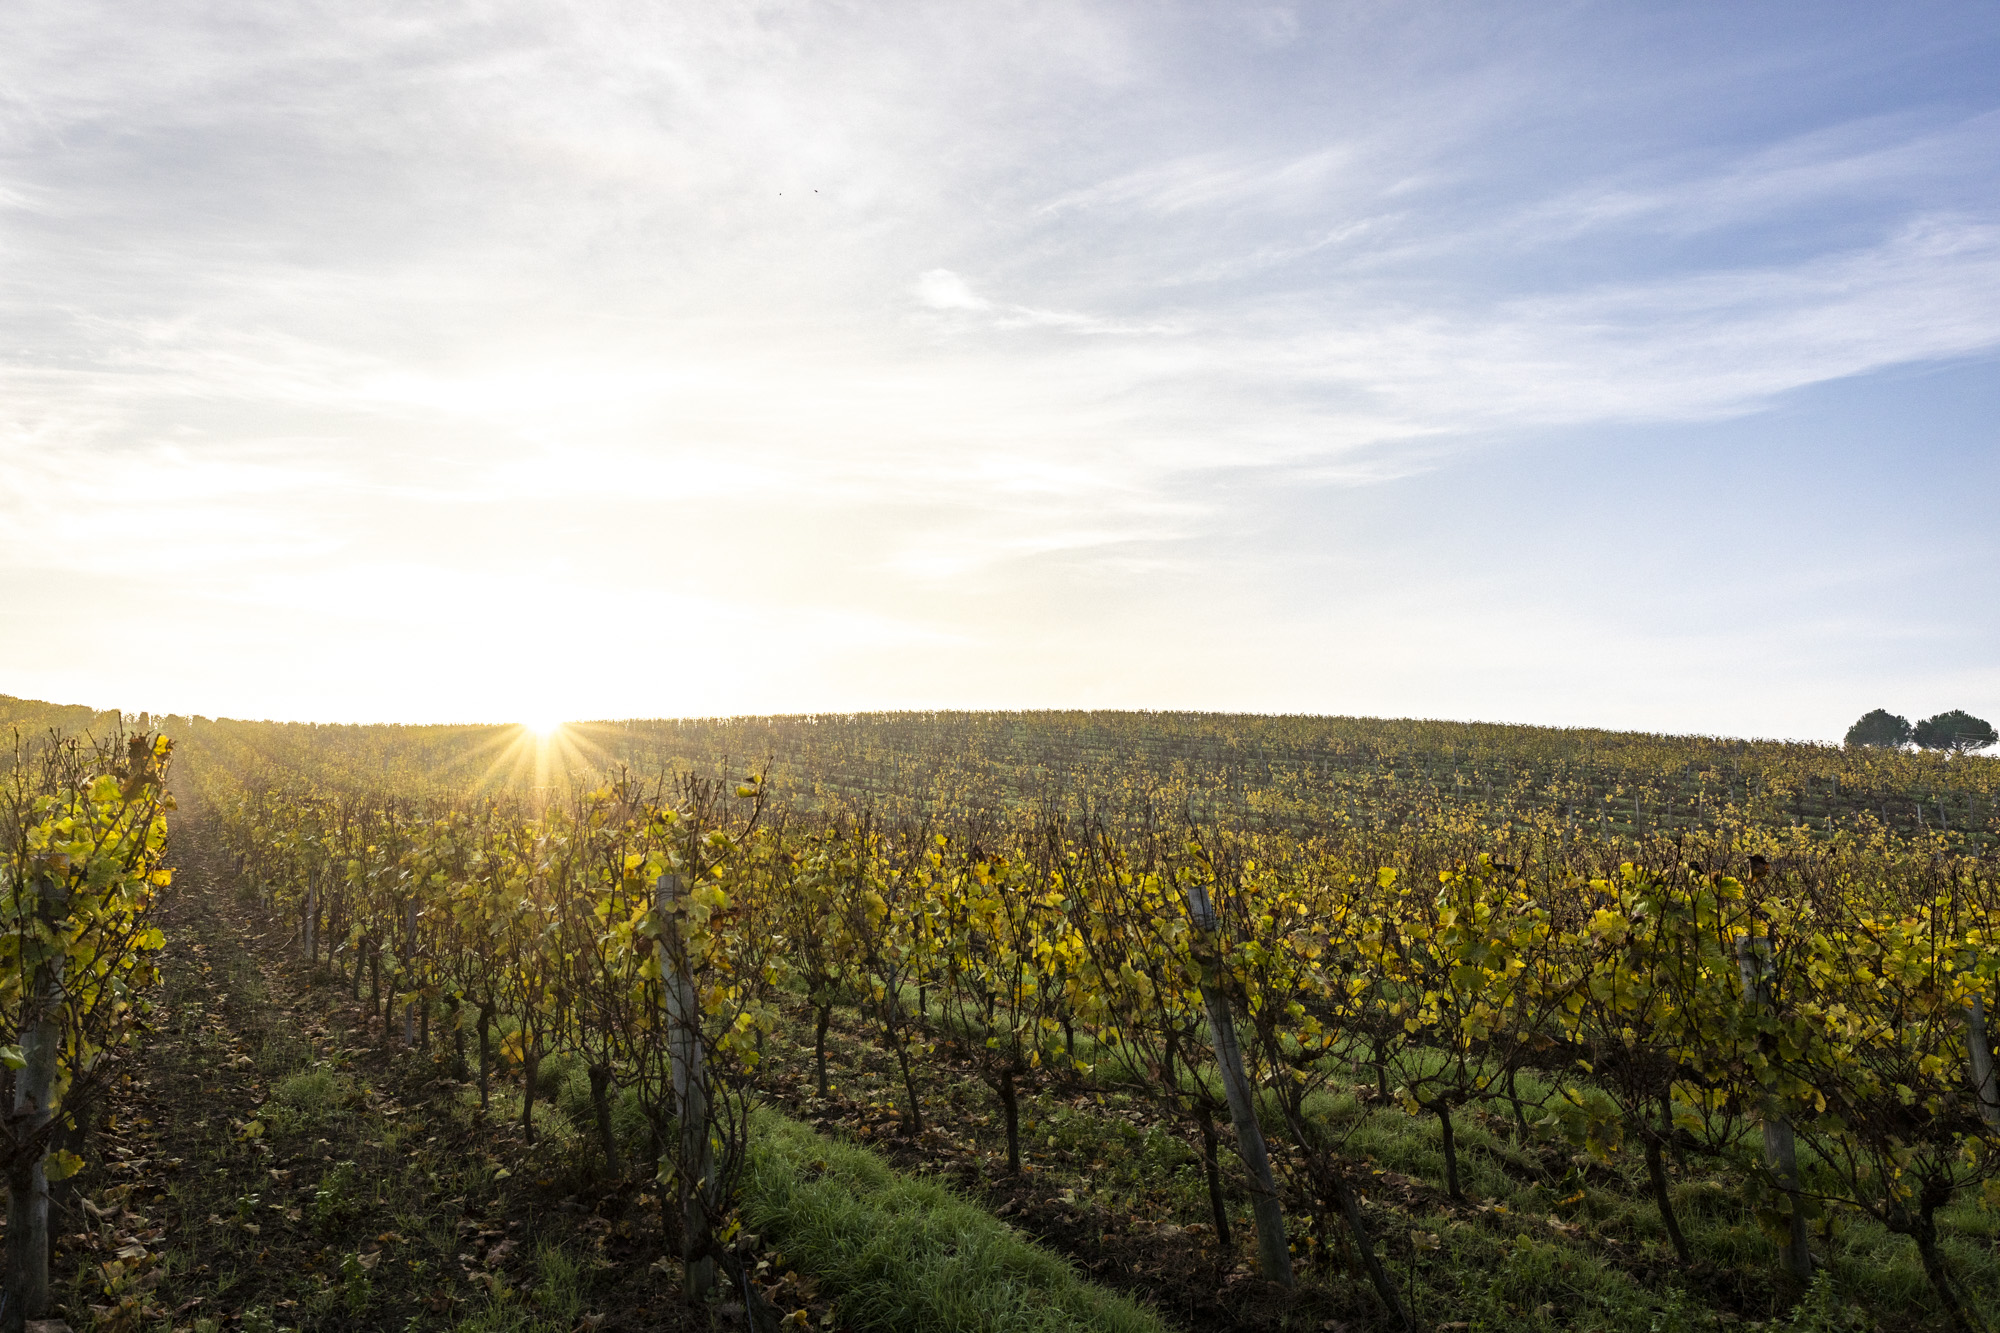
1;1;1995;737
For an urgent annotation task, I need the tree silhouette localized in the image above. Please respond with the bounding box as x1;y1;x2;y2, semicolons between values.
1844;709;1911;748
1912;710;1997;754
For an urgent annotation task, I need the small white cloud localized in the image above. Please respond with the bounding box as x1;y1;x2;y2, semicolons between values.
912;270;1175;334
914;268;989;310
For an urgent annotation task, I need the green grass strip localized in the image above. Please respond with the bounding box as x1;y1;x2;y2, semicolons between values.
742;1112;1172;1333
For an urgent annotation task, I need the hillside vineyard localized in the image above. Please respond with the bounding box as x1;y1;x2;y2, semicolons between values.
4;700;1998;1332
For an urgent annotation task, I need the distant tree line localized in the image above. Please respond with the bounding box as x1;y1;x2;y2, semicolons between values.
1845;707;1996;752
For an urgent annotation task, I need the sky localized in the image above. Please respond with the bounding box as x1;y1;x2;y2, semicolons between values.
2;1;1996;739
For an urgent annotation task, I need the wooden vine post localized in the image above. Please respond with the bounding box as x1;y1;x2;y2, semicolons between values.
1968;992;2000;1133
1735;933;1812;1282
657;871;717;1301
402;897;419;1048
303;861;318;971
1185;878;1294;1287
4;875;64;1332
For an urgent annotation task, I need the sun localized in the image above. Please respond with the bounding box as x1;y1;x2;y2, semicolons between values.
474;713;614;793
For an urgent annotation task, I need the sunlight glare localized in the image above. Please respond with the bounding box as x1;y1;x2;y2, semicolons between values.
520;715;567;739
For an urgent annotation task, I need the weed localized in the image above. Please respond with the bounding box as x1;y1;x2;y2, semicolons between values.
338;1250;374;1313
311;1160;363;1234
1783;1271;1871;1333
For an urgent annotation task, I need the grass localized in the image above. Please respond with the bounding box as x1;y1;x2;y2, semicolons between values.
445;1244;589;1333
744;1110;1173;1333
262;1066;357;1136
